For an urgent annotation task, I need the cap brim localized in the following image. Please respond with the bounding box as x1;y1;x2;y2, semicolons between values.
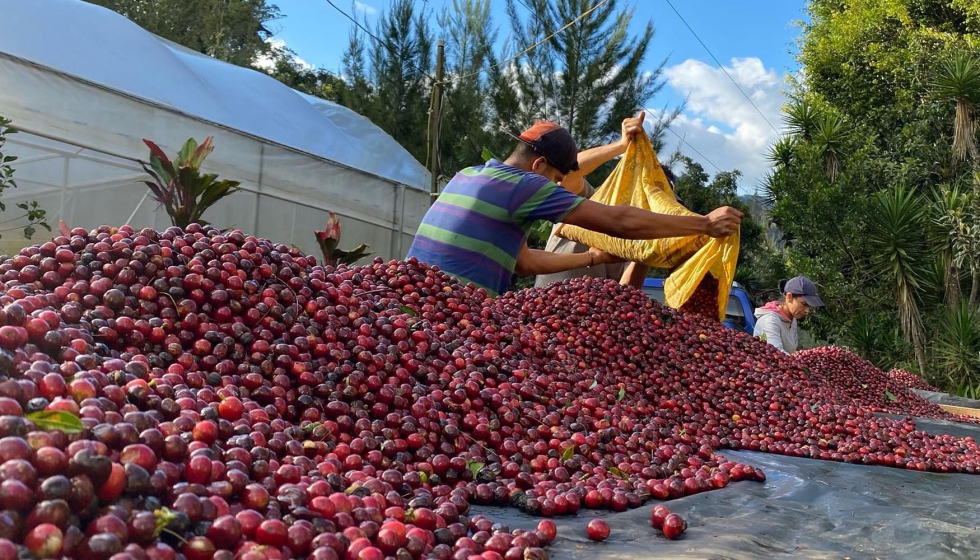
803;295;824;308
501;130;574;174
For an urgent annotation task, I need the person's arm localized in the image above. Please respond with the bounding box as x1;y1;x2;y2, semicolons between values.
756;315;788;353
515;244;621;276
562;113;646;195
619;263;649;288
562;199;742;239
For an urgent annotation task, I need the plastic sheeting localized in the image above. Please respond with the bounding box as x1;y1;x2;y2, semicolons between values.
913;390;980;411
473;417;980;559
0;0;431;258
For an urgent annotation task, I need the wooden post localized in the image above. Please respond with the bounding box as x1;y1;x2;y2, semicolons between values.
429;40;446;205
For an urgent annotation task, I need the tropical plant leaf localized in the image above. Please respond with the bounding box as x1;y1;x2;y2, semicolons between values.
188;136;215;169
334;243;372;265
196;179;242;217
142;139;175;178
608;466;627;480
177;137;199;166
617;386;626;401
884;390;898;402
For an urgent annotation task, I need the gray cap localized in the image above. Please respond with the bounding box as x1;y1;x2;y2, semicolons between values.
783;276;824;307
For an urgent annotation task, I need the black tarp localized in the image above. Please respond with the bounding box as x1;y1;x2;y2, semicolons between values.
912;390;980;411
472;417;980;559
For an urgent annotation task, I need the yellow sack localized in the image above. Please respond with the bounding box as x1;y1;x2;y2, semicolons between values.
555;134;739;321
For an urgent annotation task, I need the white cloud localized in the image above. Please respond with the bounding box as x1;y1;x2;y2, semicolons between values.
353;1;377;15
660;57;787;193
253;38;315;71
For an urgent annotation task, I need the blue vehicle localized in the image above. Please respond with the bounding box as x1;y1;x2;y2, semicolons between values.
641;278;757;334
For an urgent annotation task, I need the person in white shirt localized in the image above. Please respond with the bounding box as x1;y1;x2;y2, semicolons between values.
753;276;824;353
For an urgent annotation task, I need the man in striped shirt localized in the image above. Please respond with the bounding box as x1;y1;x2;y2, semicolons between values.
407;116;743;297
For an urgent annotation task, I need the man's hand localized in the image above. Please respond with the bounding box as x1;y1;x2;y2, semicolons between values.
704;206;744;238
588;246;625;265
620;112;647;148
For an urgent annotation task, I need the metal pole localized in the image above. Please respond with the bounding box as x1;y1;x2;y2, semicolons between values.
429;40;446;205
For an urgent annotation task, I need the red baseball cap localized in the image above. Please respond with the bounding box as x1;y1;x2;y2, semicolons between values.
515;121;580;175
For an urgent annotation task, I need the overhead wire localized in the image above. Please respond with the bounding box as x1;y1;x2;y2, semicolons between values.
457;0;612;81
323;0;724;176
322;0;449;182
662;0;782;137
643;107;723;174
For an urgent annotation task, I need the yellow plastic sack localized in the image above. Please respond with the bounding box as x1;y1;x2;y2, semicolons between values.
555;134;739;320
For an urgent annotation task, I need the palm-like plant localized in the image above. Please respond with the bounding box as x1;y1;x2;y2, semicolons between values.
784;98;820;141
935;302;980;395
766;137;798;169
812;113;849;183
846;312;882;362
931;52;980;164
867;185;931;376
933;184;969;308
140;137;241;229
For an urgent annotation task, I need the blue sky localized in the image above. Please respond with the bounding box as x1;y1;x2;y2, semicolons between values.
262;1;808;193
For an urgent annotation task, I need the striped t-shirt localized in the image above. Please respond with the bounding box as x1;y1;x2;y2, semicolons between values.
407;159;584;296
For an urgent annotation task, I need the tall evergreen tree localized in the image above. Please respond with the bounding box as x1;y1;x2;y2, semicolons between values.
88;0;279;67
498;0;663;149
340;26;376;120
367;0;434;163
437;0;511;174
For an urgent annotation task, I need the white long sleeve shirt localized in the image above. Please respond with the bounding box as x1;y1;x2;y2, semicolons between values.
753;302;798;353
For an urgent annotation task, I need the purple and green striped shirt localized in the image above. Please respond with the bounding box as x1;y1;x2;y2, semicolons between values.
407;160;584;296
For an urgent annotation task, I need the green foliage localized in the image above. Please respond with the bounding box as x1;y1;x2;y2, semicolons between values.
499;0;661;148
934;302;980;391
368;0;434;165
931;52;980;162
845;311;910;370
260;44;347;103
140;137;241;229
0;117;50;243
88;0;279;67
769;0;980;388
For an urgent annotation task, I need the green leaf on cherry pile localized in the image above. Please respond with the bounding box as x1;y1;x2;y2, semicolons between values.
884;390;898;402
303;422;321;435
399;305;419;317
617;387;626;401
561;445;575;461
153;507;178;539
26;411;83;434
608;467;628;480
589;379;598;390
466;461;485;480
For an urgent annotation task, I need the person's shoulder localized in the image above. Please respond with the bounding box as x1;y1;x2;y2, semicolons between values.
755;313;781;327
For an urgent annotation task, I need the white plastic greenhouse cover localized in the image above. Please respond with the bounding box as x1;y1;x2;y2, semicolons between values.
0;0;431;259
